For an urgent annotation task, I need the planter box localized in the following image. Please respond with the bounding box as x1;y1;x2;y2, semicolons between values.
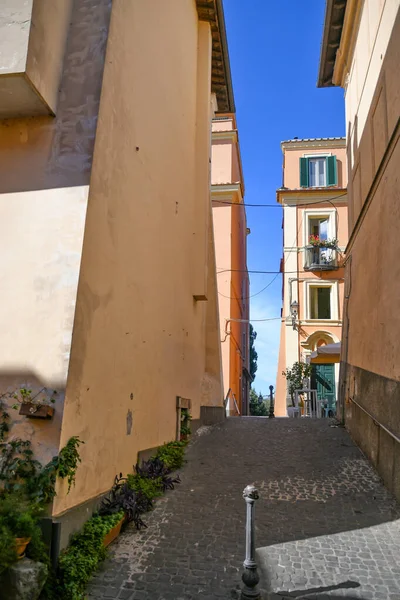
19;403;54;419
103;516;125;548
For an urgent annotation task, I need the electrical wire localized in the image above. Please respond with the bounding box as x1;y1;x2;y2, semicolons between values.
216;192;344;300
218;272;280;300
212;192;347;208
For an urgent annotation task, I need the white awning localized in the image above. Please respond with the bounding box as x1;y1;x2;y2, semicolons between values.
310;342;341;359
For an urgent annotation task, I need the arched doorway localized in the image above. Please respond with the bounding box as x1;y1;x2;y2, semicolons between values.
302;331;339;417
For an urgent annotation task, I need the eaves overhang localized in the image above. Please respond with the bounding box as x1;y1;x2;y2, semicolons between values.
211;182;244;203
196;0;235;112
276;187;348;206
317;0;347;87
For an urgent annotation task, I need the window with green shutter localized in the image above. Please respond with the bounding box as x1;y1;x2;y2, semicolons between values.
326;155;337;186
300;157;309;187
299;156;337;188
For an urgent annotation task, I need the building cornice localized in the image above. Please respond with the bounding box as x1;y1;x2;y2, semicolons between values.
281;138;346;150
277;188;348;206
211;183;243;204
212;129;238;142
196;0;235;112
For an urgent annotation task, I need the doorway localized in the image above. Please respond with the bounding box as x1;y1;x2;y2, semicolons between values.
311;363;336;416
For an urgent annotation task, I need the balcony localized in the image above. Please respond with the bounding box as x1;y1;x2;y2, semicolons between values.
304;245;338;271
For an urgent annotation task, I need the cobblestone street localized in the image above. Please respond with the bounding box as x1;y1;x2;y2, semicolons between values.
89;418;400;599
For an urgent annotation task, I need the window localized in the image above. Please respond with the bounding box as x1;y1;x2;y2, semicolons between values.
309;216;329;241
310;287;331;319
300;156;337;187
309;158;326;187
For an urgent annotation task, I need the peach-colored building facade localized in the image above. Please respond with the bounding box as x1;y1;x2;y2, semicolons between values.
212;115;250;415
275;138;348;416
0;0;233;551
319;0;400;500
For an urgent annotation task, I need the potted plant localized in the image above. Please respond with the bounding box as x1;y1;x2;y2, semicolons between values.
308;235;338;249
0;494;39;560
12;387;57;419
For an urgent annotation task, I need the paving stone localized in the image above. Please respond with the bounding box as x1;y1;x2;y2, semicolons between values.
88;418;400;599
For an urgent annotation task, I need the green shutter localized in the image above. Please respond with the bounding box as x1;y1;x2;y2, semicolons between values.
300;157;309;187
326;155;337;186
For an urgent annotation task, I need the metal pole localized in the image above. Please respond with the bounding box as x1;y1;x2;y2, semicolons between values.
268;385;275;418
241;485;261;600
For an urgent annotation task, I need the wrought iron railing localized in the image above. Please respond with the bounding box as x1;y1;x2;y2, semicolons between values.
304;245;338;270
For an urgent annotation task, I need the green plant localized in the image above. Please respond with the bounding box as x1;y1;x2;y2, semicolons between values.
57;511;124;600
282;361;313;407
155;440;187;470
180;424;191;436
180;408;192;438
0;492;47;575
0;493;39;537
127;473;163;501
250;324;258;380
57;437;83;492
11;387;57;413
0;394;10;442
0;434;83;507
249;388;268;416
0;525;18;574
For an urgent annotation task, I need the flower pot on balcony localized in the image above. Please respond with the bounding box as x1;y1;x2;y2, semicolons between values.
19;403;54;419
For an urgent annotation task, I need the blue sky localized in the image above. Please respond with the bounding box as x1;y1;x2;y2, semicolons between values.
223;1;346;395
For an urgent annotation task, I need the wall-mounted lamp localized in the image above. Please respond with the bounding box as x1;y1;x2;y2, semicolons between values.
290;300;299;330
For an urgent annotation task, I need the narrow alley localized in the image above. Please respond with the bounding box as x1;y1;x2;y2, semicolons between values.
88;419;400;600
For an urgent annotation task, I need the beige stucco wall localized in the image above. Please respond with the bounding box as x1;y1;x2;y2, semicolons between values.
54;1;222;515
345;0;398;157
0;0;73;118
0;0;112;463
335;3;400;501
0;0;32;73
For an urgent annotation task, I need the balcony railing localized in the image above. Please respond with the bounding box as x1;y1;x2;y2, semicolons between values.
304;245;338;271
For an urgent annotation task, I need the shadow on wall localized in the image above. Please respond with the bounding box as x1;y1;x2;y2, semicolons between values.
0;0;112;195
0;369;65;464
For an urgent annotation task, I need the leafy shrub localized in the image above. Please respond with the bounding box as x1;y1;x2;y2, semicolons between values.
134;457;180;492
127;473;163;501
99;475;151;530
0;492;47;575
0;492;39;537
57;512;123;600
155;440;187;470
0;526;17;574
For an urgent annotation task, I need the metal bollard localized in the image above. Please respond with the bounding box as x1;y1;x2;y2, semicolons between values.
268;385;275;419
241;484;261;600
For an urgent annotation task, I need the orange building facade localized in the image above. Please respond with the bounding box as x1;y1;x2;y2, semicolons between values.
275;138;348;417
212;115;251;415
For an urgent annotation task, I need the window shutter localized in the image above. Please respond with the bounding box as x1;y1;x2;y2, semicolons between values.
326;156;337;186
300;157;309;187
